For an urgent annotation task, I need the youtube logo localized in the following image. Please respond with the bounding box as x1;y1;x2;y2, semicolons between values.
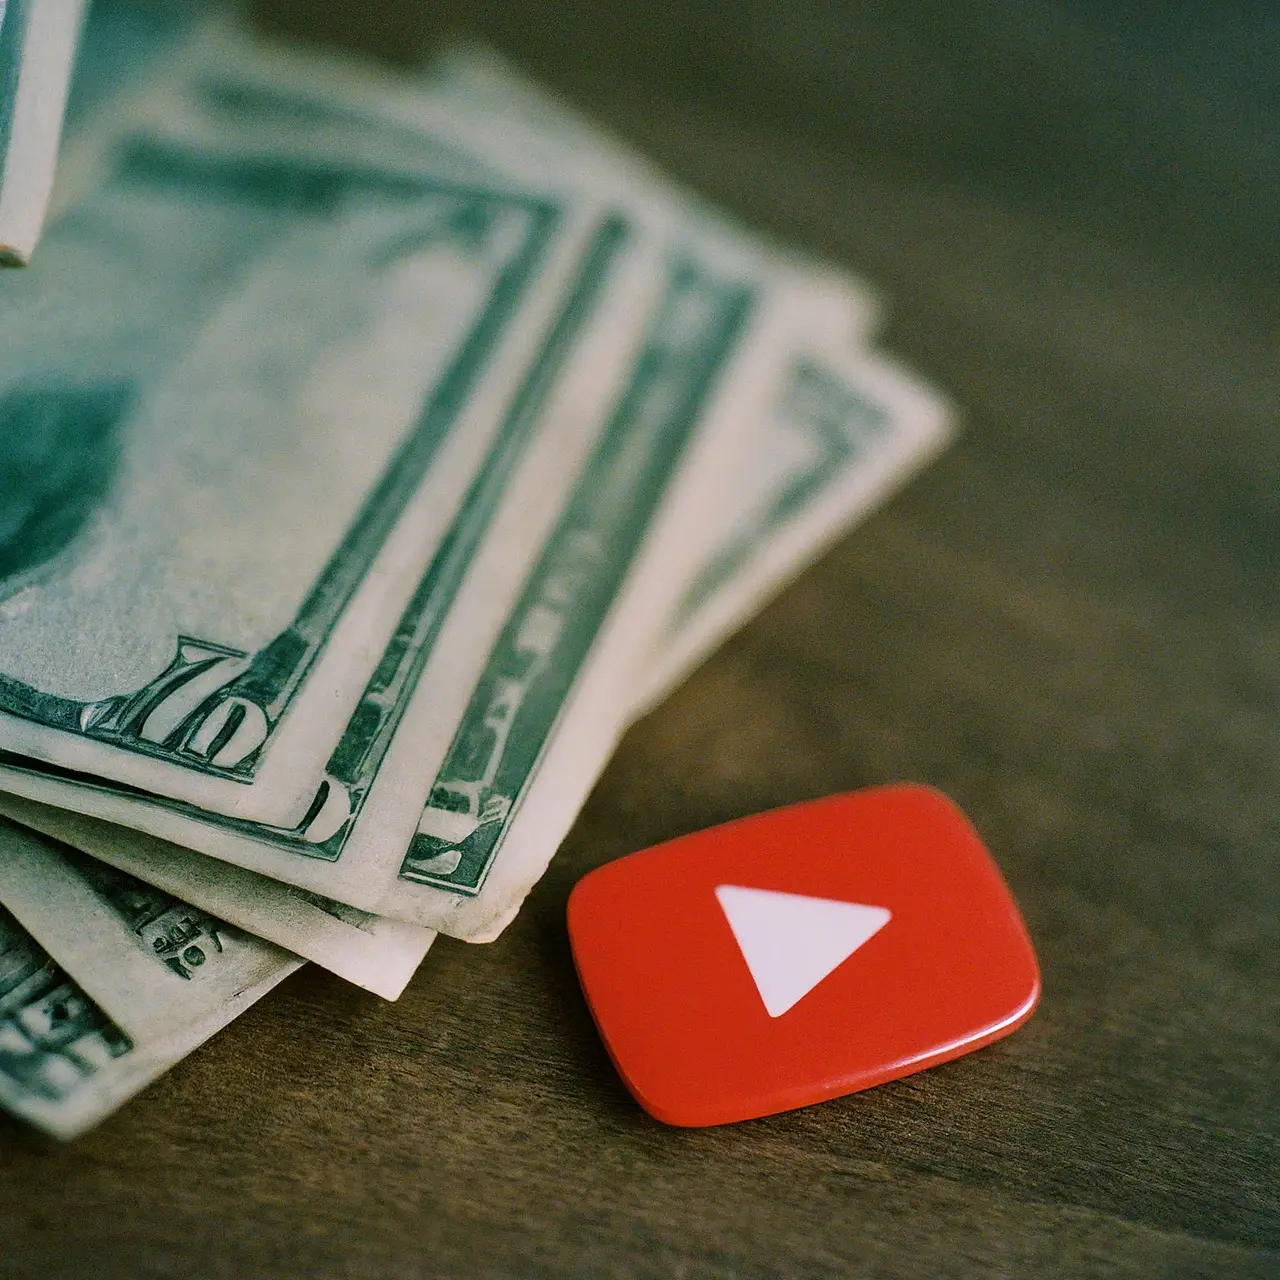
567;785;1040;1127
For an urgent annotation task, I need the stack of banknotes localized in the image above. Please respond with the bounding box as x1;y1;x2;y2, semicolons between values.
0;3;952;1137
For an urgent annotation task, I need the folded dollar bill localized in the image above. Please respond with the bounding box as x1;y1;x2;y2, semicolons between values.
0;817;297;1138
0;790;434;1001
1;78;636;827
0;816;297;1046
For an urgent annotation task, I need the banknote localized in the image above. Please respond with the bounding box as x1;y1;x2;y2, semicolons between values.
0;858;297;1139
0;816;297;1045
181;33;912;724
0;21;666;954
0;246;763;931
0;28;641;826
0;0;85;264
0;791;433;999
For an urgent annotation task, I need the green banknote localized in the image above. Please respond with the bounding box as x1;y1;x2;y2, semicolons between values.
0;19;628;827
0;236;760;937
0;816;295;1044
0;817;297;1138
0;789;434;1000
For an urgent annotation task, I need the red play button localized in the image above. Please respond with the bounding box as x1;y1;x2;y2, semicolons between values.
567;785;1040;1126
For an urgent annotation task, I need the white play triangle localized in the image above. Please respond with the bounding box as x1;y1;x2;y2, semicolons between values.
714;884;892;1018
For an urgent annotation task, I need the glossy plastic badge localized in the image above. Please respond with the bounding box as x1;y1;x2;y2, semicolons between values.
567;784;1040;1127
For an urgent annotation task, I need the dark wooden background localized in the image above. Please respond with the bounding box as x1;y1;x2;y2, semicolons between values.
2;2;1277;1275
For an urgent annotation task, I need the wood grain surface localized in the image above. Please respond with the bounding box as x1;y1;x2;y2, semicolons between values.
2;2;1276;1275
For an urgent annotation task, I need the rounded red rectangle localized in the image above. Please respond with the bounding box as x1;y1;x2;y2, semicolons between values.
568;784;1040;1127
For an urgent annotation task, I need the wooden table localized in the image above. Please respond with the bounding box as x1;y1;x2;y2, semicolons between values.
2;2;1276;1274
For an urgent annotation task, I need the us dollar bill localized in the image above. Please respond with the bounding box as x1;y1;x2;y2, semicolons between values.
0;20;641;827
0;816;297;1044
0;19;662;911
0;0;86;264
0;791;434;1000
0;823;298;1139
